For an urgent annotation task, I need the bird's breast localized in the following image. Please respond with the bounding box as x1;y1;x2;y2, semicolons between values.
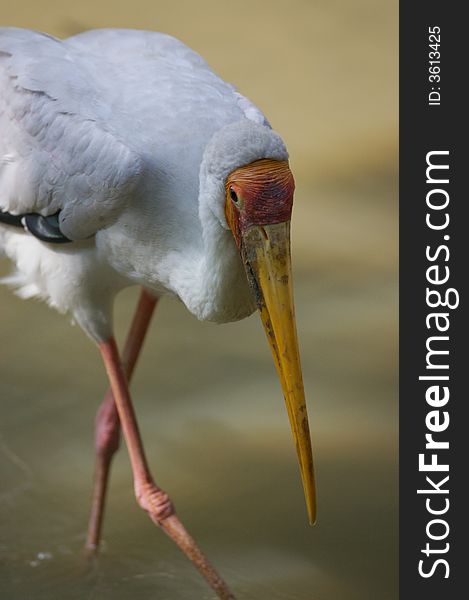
97;206;255;324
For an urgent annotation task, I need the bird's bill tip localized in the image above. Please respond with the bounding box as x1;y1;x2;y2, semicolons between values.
241;221;317;524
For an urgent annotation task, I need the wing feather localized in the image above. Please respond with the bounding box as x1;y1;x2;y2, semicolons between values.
1;27;269;243
0;28;143;240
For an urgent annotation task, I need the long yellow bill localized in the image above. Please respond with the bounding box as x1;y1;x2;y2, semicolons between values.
241;221;316;524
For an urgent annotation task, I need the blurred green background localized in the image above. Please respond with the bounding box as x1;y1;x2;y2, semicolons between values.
0;1;397;598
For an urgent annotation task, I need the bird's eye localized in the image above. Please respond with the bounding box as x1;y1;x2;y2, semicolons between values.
230;188;239;204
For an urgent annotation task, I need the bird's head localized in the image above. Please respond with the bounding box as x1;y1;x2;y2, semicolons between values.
224;158;316;524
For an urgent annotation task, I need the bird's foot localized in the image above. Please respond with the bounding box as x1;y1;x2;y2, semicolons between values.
135;481;174;523
134;482;235;599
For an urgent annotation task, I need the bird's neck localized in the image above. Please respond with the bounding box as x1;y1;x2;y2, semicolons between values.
175;198;255;323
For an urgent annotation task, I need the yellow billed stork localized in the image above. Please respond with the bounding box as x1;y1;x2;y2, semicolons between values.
0;27;316;599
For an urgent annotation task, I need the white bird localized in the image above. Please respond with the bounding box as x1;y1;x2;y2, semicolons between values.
0;27;316;599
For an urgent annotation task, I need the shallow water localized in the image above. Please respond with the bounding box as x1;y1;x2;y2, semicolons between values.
1;1;397;597
0;226;397;599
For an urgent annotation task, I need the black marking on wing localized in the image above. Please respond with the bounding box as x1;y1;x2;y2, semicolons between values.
0;211;22;227
0;210;72;244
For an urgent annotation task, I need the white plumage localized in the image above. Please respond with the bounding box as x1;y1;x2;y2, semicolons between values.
0;27;287;339
0;29;315;598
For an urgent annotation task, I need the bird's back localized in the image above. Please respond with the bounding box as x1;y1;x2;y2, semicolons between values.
0;28;266;241
66;28;213;72
0;28;272;335
65;29;248;157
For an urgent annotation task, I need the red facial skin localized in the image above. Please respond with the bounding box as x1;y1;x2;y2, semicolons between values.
224;159;295;247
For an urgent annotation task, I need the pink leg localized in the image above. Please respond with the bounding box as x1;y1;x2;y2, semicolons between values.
99;337;235;600
86;289;158;550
